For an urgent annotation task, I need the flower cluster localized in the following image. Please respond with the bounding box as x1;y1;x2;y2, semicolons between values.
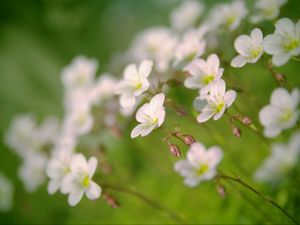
3;0;300;215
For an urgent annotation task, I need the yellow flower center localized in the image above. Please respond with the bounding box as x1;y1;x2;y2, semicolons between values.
82;175;90;188
226;15;236;27
197;164;209;176
202;75;215;85
284;39;299;51
280;109;292;123
135;82;142;90
250;47;262;58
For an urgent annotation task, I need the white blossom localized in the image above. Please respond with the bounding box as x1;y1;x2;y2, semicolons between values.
184;54;224;94
208;0;248;31
174;29;206;66
174;142;223;187
89;74;117;106
131;93;165;138
62;56;98;91
259;88;300;138
250;0;288;23
46;149;73;195
0;173;13;212
170;0;204;31
61;154;101;206
231;28;264;68
116;60;153;108
193;79;237;123
18;152;47;193
254;130;300;183
129;27;178;73
263;18;300;66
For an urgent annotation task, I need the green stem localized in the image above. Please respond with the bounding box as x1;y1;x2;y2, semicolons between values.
218;173;299;225
291;57;300;62
101;183;184;223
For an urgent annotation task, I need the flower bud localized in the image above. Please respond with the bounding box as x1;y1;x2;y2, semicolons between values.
103;192;120;208
169;144;181;157
275;73;286;83
241;116;252;125
216;184;226;198
232;126;241;138
183;135;195;145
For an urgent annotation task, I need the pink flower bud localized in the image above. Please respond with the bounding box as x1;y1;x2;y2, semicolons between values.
169;144;181;157
183;135;195;145
242;116;252;125
232;127;241;138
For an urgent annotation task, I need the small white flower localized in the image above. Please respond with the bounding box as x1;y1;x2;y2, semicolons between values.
174;29;206;65
64;103;94;137
193;79;237;123
18;152;47;193
174;142;223;187
170;0;204;31
184;54;224;94
254;130;300;183
46;149;73;195
263;18;300;66
259;88;300;138
129;27;178;73
231;28;264;68
0;173;13;212
61;154;101;206
62;56;98;91
116;60;153;108
250;0;288;23
89;74;117;106
131;93;165;138
208;0;248;31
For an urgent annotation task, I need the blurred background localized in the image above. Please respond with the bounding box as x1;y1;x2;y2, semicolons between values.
1;0;300;224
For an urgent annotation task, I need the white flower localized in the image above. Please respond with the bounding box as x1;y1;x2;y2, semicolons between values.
18;152;47;193
62;56;98;91
61;154;101;206
116;60;153;108
259;88;300;138
174;142;223;187
208;0;248;31
193;79;237;123
250;0;288;23
263;18;300;66
231;28;264;68
170;0;204;31
64;102;94;137
184;54;224;94
129;27;178;73
131;93;165;138
89;74;117;106
254;130;300;183
0;173;13;212
46;149;73;195
174;29;206;65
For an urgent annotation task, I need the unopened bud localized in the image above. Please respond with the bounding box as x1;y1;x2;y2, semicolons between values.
232;127;241;138
217;184;226;198
242;116;252;126
103;192;120;208
183;135;195;145
169;144;181;157
275;73;286;83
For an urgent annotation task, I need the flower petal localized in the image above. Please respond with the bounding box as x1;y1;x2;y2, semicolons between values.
272;53;290;66
138;60;153;78
86;181;102;200
231;55;247;68
224;90;237;107
88;157;98;177
68;190;84;206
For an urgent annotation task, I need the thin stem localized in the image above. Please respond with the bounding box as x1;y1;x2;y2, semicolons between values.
291;57;300;62
226;111;270;147
218;173;299;225
101;183;184;223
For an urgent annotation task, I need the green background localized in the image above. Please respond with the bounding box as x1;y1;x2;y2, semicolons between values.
1;0;300;224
